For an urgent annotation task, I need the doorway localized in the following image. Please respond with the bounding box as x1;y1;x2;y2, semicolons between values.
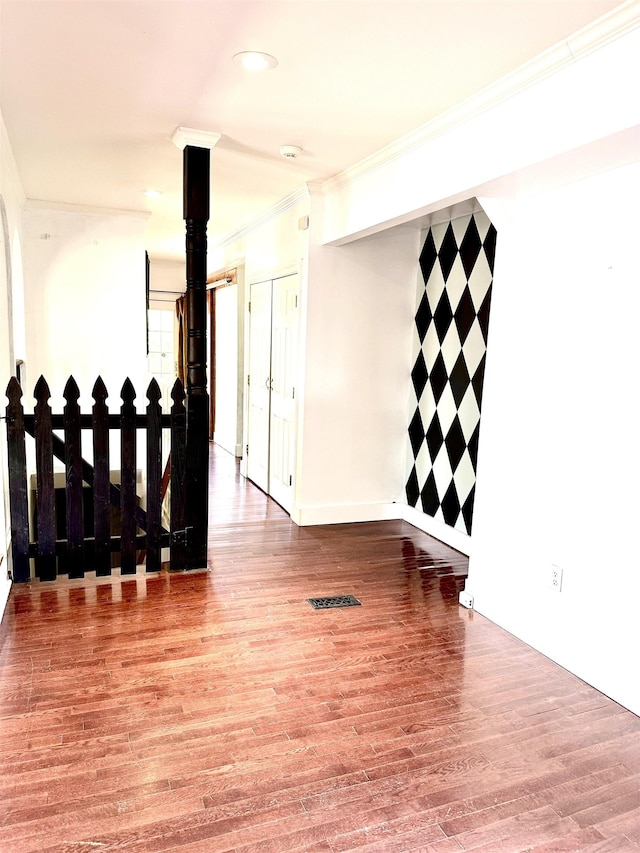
246;273;298;513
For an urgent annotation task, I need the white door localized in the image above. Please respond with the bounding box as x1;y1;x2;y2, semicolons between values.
246;274;298;511
268;274;298;510
246;280;272;493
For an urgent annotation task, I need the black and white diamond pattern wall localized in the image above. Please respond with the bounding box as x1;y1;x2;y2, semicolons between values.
406;210;496;535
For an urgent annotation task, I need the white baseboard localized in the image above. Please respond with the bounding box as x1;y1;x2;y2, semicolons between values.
290;502;471;557
290;501;470;554
0;573;12;623
399;504;472;556
212;434;237;457
291;502;401;527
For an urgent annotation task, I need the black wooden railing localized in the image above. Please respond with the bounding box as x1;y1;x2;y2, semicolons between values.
5;142;211;583
5;374;189;582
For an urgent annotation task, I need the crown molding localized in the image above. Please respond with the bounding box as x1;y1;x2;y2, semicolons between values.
213;185;311;250
24;199;150;220
566;0;640;59
321;0;640;195
171;127;221;151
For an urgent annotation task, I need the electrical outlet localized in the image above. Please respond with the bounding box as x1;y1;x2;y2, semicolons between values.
551;565;563;592
459;590;474;609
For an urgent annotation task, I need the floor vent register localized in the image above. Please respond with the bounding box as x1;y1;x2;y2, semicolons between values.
307;595;362;609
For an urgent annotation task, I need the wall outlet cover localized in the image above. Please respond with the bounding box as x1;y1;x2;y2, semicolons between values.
459;590;474;609
551;565;563;592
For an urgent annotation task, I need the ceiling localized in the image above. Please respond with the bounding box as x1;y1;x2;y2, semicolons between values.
0;0;624;263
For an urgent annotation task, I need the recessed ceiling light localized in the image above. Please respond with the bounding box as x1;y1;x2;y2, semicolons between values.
233;51;278;71
143;189;162;199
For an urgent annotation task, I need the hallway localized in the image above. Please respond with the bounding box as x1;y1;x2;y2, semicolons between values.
0;444;638;852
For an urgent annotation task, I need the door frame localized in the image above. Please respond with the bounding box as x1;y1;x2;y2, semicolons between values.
206;266;244;456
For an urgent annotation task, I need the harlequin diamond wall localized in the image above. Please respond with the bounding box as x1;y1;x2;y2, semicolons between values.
405;210;496;535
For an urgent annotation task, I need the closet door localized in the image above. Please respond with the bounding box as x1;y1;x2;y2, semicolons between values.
246;274;298;511
246;280;272;493
268;274;298;510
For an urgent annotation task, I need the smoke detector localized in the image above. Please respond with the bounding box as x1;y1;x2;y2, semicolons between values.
280;145;302;159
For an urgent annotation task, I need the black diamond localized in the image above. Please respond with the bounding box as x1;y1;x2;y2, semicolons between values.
415;292;432;343
453;285;476;345
421;471;440;516
408;408;425;458
459;216;482;279
428;352;448;403
471;354;486;408
449;353;471;409
419;230;438;284
433;290;453;343
438;223;458;282
411;351;428;399
461;485;476;534
483;224;497;274
425;412;444;461
406;466;420;507
467;422;480;473
444;415;467;472
441;481;461;527
477;283;492;344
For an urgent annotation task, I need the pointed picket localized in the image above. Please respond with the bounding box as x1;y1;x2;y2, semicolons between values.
63;376;84;578
170;379;187;571
5;377;29;582
146;378;162;573
92;376;111;576
34;375;56;581
120;378;137;573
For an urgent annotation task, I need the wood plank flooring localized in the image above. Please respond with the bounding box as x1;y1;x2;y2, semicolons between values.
1;443;639;852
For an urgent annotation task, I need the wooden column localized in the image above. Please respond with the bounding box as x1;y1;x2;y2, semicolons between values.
183;145;210;569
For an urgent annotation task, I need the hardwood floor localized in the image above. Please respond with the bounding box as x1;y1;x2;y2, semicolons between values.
1;443;639;852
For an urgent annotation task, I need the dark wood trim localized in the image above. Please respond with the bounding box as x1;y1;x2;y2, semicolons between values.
206;267;237;286
24;413;172;430
92;376;111;576
183;144;210;570
119;378;137;574
5;377;29;582
34;375;56;581
145;379;163;573
63;376;84;578
5;375;183;581
169;379;187;571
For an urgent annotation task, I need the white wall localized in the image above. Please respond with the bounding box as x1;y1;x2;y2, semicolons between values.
212;191;310;485
272;10;640;716
0;110;27;616
293;220;419;525
148;256;184;310
213;189;419;525
321;11;640;247
466;162;640;716
0;211;12;604
22;204;149;409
